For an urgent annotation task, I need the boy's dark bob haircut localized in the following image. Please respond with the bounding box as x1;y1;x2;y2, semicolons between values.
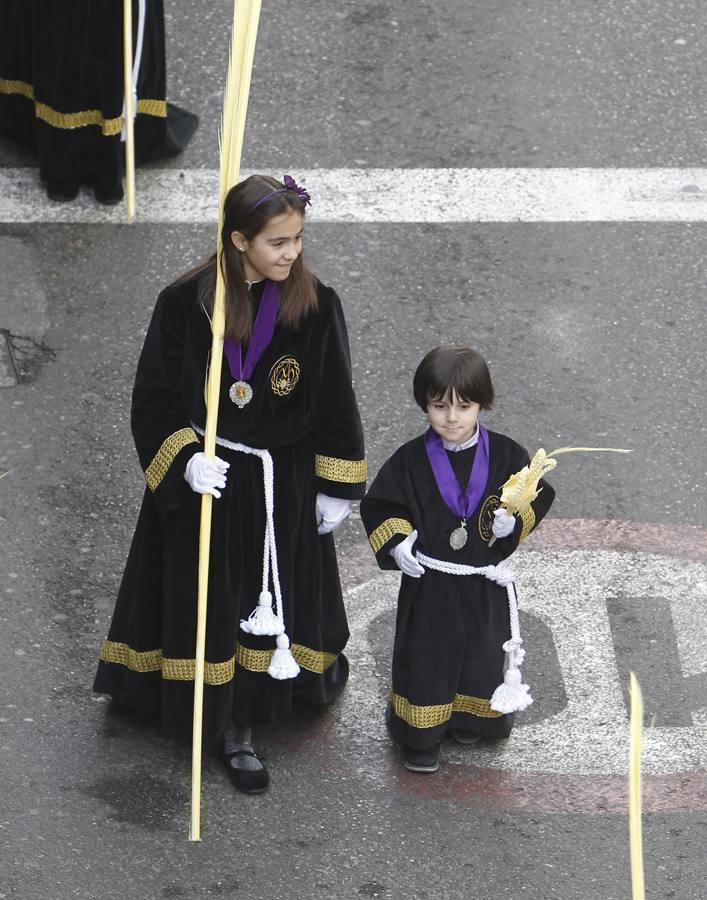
413;346;495;411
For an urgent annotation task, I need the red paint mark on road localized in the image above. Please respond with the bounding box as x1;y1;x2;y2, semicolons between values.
396;765;707;815
525;518;707;563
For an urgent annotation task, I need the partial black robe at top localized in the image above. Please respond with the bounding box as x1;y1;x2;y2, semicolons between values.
360;432;554;750
93;270;366;743
0;0;197;194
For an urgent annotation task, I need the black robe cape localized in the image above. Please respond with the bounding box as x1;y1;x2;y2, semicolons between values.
93;271;366;743
0;0;197;194
360;431;554;750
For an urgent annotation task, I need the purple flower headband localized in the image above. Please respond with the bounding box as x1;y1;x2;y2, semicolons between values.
249;175;312;212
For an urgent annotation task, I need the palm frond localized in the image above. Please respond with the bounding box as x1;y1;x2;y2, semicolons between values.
190;0;262;843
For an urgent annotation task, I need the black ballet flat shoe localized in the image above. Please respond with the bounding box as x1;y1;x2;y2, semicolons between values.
221;748;270;794
46;179;80;202
403;741;440;774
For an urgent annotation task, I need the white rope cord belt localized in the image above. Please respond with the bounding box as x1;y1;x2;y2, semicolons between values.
415;552;532;714
121;0;147;140
192;424;300;681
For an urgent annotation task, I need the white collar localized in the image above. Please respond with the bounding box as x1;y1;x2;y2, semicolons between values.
441;426;479;452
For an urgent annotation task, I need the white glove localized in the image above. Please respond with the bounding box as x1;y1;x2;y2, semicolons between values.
184;452;229;498
389;530;425;578
492;508;516;539
316;494;351;535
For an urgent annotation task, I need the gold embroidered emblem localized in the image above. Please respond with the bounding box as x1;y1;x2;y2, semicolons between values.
270;356;300;396
478;494;502;541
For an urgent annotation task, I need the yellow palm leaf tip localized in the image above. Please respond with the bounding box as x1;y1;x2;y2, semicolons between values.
499;446;631;516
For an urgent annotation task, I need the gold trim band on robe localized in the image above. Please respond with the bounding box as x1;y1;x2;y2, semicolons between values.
99;640;235;685
518;505;536;543
0;79;167;135
315;453;367;484
369;517;413;554
99;638;339;684
144;427;199;492
390;689;503;728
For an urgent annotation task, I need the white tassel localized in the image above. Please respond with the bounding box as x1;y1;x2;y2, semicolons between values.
240;590;284;636
490;666;533;713
267;633;300;680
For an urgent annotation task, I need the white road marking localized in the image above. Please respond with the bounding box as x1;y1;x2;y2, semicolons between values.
342;548;707;776
1;167;707;224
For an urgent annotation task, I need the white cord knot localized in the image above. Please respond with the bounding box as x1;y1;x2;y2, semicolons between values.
502;637;524;658
486;563;515;587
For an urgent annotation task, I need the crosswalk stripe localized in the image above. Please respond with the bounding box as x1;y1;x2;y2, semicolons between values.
1;167;706;224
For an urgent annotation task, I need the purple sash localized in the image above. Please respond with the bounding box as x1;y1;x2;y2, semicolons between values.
424;425;490;521
224;280;282;380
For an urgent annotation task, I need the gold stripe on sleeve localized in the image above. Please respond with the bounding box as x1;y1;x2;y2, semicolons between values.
315;454;367;484
369;517;413;554
144;427;199;492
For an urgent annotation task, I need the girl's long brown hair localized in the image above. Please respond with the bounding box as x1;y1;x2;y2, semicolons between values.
183;175;318;343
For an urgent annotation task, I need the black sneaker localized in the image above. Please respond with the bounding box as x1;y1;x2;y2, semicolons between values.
403;741;440;773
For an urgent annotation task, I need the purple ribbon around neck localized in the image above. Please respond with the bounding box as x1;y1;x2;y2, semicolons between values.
424;425;490;521
223;280;282;381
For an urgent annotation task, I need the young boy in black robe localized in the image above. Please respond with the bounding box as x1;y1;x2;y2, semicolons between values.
360;347;554;773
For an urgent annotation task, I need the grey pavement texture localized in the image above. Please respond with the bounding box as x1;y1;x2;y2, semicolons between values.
1;1;706;898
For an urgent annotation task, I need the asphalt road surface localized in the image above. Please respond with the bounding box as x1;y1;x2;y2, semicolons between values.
0;2;705;898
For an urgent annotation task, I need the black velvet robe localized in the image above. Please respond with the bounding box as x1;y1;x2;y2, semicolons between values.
93;271;366;743
360;431;554;750
0;0;197;193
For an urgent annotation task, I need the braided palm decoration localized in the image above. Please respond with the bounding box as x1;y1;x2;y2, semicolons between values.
490;446;632;546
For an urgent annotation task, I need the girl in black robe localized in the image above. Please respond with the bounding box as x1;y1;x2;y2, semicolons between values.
0;0;197;202
360;347;554;773
93;175;366;792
